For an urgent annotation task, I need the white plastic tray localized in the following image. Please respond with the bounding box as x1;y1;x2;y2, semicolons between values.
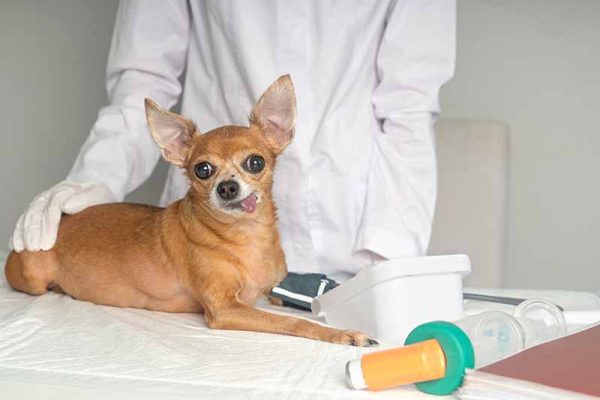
312;255;471;345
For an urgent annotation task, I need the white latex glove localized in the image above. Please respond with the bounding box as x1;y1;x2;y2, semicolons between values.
10;181;116;252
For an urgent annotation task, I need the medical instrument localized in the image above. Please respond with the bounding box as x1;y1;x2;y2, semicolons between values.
463;292;564;311
346;298;567;395
270;273;338;311
312;255;471;344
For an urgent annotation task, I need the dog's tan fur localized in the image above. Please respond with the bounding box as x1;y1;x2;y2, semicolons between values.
5;75;373;346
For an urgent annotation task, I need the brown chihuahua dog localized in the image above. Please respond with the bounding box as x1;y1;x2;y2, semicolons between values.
5;75;374;346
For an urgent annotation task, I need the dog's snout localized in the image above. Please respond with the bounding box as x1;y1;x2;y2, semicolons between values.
217;180;240;200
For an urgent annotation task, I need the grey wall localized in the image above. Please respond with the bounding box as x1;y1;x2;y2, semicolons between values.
440;0;600;290
0;0;167;253
1;1;599;290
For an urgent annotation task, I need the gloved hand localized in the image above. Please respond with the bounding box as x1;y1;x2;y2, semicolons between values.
10;181;116;252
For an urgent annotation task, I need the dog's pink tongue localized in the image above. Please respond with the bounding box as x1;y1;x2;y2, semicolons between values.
241;193;257;213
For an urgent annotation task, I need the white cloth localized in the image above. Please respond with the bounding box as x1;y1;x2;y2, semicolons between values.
0;261;428;400
66;0;456;278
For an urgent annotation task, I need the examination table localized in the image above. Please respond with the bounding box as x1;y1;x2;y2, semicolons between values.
1;251;599;399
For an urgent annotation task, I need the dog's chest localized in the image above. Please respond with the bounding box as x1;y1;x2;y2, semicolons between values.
239;244;277;285
236;236;283;303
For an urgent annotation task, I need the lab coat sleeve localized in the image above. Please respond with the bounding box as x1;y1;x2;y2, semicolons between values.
354;0;456;263
66;0;190;200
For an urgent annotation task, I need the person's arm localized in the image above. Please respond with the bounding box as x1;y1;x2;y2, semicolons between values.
353;0;456;266
10;1;190;252
67;0;190;199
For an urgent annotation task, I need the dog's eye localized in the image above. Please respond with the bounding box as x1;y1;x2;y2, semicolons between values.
245;155;265;173
194;162;215;180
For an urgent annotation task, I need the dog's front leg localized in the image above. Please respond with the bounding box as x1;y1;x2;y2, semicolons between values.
208;301;375;347
191;269;375;347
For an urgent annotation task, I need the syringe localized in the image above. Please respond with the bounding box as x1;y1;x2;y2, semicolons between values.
346;298;567;395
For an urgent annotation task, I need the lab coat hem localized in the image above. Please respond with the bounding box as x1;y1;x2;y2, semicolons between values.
353;225;421;267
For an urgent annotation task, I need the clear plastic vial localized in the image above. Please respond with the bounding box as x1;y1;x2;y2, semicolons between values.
454;298;566;368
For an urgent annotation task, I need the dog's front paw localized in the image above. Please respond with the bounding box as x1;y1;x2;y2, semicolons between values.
268;296;284;306
330;330;379;347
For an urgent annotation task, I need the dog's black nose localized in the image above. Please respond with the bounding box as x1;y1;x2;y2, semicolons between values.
217;180;239;200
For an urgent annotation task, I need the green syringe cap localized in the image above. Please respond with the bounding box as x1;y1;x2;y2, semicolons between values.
404;321;475;396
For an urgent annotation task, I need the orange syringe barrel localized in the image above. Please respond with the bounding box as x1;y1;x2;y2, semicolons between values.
360;339;446;391
347;322;475;395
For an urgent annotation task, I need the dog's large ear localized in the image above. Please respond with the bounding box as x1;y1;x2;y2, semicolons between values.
145;98;197;167
249;75;296;154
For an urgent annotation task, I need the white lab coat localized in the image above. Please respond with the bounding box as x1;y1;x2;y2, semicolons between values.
67;0;456;281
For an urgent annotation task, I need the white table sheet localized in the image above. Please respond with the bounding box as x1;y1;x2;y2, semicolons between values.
0;255;432;399
1;250;598;399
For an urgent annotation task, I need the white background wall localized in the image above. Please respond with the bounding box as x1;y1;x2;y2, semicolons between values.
1;1;599;290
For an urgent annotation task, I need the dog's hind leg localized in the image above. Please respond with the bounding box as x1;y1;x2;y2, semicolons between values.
5;251;59;295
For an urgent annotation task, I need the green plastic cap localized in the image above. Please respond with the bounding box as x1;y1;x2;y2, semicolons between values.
404;321;475;396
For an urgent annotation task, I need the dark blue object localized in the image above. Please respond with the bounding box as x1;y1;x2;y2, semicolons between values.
270;272;338;311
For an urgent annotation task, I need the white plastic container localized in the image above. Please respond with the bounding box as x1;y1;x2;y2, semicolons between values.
312;255;471;344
